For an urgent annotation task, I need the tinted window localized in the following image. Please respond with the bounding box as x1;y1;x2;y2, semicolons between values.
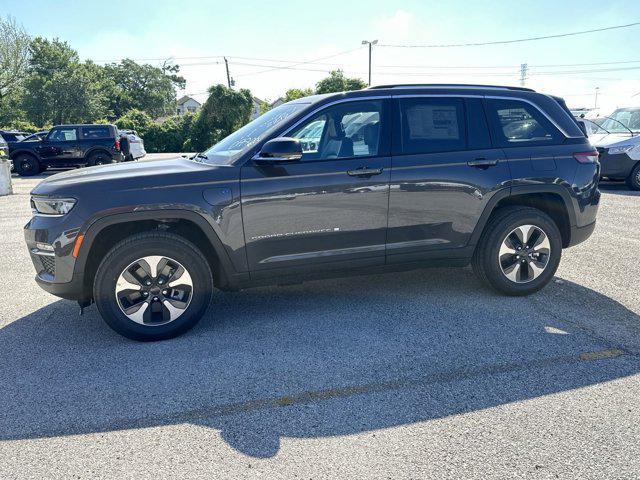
398;98;465;154
466;98;492;150
48;128;77;142
82;126;111;139
288;100;383;161
485;99;559;146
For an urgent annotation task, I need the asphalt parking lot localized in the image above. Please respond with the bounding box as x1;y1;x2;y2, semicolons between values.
1;156;639;479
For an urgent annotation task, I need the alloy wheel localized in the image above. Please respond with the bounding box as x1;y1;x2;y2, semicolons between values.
499;224;551;283
115;255;194;325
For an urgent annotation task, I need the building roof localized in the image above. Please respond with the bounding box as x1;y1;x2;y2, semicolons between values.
177;95;201;106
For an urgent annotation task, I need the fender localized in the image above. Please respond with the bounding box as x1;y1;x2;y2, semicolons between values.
9;148;41;161
73;208;239;284
467;184;577;247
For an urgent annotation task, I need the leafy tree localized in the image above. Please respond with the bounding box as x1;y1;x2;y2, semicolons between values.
190;84;253;151
284;88;314;102
0;16;30;100
103;59;185;118
315;70;366;94
115;108;153;136
21;38;110;125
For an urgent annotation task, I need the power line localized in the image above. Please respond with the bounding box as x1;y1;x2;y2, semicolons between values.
379;21;640;48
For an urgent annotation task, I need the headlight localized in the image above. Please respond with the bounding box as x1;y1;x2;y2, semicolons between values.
607;145;635;155
30;197;77;216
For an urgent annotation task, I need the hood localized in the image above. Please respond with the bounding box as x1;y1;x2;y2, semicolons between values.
589;132;640;148
31;157;236;196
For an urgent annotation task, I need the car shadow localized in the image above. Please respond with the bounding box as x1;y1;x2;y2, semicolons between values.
1;268;639;458
599;181;640;196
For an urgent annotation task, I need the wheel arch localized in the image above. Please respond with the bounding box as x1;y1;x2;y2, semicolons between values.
470;186;576;248
85;147;113;160
9;149;40;161
76;210;237;299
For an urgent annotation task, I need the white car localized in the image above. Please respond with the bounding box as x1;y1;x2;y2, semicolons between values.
587;107;640;189
119;129;146;161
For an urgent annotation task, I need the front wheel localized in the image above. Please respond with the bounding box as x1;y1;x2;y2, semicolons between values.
626;163;640;191
15;154;40;176
93;232;213;341
472;206;562;296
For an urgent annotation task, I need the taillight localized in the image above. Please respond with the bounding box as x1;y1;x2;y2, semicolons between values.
114;138;120;151
573;151;599;164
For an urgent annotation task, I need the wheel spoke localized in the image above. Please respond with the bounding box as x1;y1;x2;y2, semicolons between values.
162;299;188;322
503;262;521;282
124;302;149;324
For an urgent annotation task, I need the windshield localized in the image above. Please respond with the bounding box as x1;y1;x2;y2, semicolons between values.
600;108;640;133
202;103;308;164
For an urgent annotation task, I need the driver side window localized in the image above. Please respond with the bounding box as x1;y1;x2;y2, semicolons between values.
288;100;383;161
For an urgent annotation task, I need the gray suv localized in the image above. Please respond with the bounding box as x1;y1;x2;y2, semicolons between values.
24;84;600;341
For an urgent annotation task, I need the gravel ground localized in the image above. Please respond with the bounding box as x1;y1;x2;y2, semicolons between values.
1;157;639;479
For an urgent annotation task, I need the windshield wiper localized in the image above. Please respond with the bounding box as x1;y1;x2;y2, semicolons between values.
192;152;208;161
602;116;635;136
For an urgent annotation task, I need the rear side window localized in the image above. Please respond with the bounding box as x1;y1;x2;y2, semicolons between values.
81;126;111;139
398;98;465;154
485;99;561;147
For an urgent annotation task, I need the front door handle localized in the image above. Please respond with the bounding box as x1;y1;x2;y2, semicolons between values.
347;167;384;177
467;158;499;168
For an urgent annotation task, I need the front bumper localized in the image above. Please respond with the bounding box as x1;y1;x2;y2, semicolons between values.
597;148;637;179
24;213;88;301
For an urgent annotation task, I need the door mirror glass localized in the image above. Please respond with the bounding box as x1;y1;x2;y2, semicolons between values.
255;137;303;162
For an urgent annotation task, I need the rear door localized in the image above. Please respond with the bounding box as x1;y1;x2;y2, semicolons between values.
387;95;510;263
240;98;392;275
37;127;81;164
79;125;114;157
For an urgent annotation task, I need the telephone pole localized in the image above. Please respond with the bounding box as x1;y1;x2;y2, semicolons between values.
224;57;232;88
594;86;600;109
362;40;378;86
519;63;528;87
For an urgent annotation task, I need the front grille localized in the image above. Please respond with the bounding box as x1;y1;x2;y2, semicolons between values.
39;255;55;276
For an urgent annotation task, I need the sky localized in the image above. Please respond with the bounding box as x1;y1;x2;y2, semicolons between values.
3;0;640;115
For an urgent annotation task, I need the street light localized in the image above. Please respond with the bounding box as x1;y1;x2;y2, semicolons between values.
362;39;378;86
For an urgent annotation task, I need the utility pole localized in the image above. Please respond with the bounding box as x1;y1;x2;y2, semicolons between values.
594;86;600;109
362;40;378;86
224;57;232;88
519;63;528;87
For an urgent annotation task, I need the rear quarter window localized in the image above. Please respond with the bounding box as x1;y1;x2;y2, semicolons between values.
485;99;562;148
81;126;112;139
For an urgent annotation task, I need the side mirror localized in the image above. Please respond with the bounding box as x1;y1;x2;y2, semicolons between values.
254;137;303;162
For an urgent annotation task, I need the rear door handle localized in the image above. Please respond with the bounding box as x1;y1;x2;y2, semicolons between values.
347;167;384;177
467;158;499;168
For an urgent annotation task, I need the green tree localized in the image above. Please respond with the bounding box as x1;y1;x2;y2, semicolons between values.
103;59;185;118
315;70;366;94
115;108;153;136
21;38;110;125
284;88;314;102
190;84;253;151
0;16;30;101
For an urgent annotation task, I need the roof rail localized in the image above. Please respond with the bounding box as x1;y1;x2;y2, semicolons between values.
367;84;536;92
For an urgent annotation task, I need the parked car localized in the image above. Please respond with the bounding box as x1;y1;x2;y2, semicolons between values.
0;134;8;161
24;84;600;341
0;130;28;142
587;107;640;190
118;129;146;161
10;124;123;176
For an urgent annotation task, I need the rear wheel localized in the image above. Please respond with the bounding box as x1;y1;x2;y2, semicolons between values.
472;206;562;295
625;163;640;191
93;232;213;341
15;154;40;176
87;151;112;166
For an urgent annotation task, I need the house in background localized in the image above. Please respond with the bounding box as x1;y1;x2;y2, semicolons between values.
177;96;202;115
250;97;287;120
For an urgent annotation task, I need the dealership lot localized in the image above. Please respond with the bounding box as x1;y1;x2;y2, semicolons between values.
1;159;640;478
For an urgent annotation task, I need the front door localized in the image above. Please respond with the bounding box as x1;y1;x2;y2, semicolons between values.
37;127;80;164
241;99;391;275
387;96;511;262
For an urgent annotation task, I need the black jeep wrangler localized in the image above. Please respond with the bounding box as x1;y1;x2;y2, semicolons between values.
10;124;123;176
24;85;600;341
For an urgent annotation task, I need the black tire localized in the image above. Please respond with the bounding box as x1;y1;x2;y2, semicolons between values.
15;154;40;176
93;232;213;341
472;206;562;296
87;151;112;166
625;163;640;191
